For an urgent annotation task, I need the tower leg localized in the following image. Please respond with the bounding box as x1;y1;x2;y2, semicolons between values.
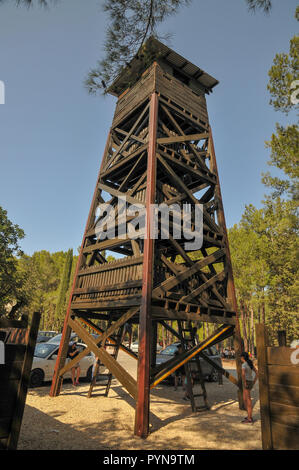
134;92;158;438
208;128;244;409
50;132;112;398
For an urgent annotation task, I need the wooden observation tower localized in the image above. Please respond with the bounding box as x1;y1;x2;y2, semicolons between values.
50;38;243;438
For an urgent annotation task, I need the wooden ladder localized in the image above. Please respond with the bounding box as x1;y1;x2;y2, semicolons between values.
178;320;209;412
87;322;125;398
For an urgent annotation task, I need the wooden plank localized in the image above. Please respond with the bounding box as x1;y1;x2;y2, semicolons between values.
0;361;23;381
158;147;216;186
135;91;158;439
97;182;145;208
151;325;233;388
156;70;209;125
73;280;142;295
78;255;143;276
159;92;208;127
267;347;298;366
58;309;138;377
98;307;139;347
82;235;132;255
0;418;10;439
277;330;287;346
270;402;299;429
268;365;299;387
151;306;235;325
198;351;239;387
269;384;299;407
157;154;220;235
78;317;138;361
153;249;225;297
69;317;137;399
71;296;141;311
101;145;147;179
2;344;26;363
0;391;16;419
106;101;150;171
271;421;299;450
7;312;41;450
157;133;209;145
0;317;28;329
256;324;273;450
180;270;226;303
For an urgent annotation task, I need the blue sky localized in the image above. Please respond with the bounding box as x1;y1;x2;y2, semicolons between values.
0;0;297;255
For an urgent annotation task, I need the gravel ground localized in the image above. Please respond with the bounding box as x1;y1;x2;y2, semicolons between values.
18;356;262;450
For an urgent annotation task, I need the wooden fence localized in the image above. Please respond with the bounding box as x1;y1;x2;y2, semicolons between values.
0;312;40;450
256;324;299;450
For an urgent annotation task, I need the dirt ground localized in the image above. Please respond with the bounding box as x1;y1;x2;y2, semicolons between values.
18;355;262;450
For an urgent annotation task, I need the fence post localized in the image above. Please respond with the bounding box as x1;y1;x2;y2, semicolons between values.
278;330;286;347
256;323;273;450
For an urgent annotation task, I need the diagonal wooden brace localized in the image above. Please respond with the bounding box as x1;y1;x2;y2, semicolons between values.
198;351;239;388
58;308;138;377
69;317;137;399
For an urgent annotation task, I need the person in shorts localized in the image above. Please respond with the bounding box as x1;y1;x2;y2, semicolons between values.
241;352;258;424
174;345;185;391
68;342;81;386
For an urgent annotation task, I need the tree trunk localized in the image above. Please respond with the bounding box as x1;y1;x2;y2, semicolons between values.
241;301;248;352
250;304;255;356
262;288;266;324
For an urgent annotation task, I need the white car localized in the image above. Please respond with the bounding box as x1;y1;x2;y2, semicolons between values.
30;342;96;387
131;341;139;353
130;342;162;354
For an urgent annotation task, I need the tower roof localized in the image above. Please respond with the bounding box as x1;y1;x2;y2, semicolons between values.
107;37;219;97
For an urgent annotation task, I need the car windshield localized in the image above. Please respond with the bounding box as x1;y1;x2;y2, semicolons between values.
160;345;178;355
34;343;58;358
48;333;79;344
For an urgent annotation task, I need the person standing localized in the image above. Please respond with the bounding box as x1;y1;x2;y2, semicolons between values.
240;351;258;424
68;342;81;386
174;344;185;391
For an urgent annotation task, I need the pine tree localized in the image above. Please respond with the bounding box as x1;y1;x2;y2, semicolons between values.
54;248;73;330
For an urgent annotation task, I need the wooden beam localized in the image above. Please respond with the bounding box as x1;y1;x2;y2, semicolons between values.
157;133;209;144
135;92;158;439
256;324;273;450
153;248;225;297
180;270;227;303
198;351;239;387
69;317;137;399
151;306;236;325
6;312;40;450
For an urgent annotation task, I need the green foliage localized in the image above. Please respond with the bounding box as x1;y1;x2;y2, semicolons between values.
54;248;73;330
0;206;25;316
246;0;272;13
85;0;273;94
267;10;299;114
0;0;52;6
85;0;191;94
262;123;299;200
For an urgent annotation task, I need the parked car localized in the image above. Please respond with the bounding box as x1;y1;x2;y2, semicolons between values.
48;332;99;345
30;341;98;387
36;331;58;343
130;342;162;354
155;342;222;383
